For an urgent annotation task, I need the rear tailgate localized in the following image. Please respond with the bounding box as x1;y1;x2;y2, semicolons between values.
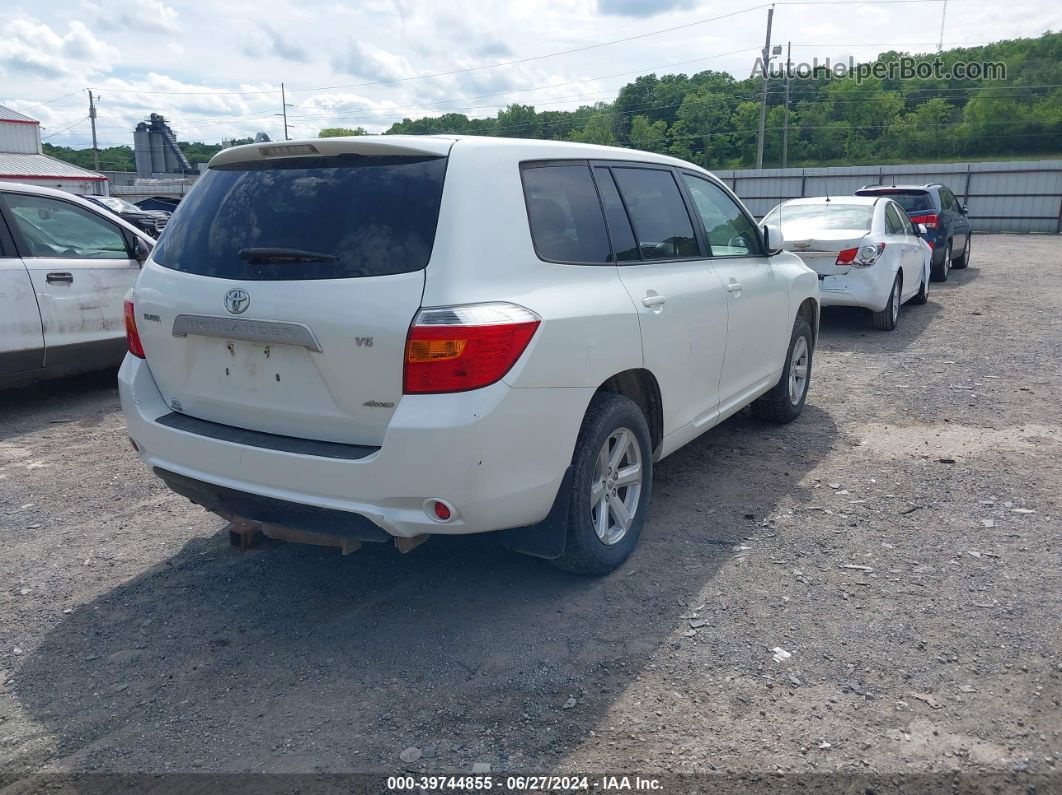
134;138;452;446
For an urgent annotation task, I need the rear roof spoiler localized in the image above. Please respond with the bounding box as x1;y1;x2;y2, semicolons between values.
209;135;456;168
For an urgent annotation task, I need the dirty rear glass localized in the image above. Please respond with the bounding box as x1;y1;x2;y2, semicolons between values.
763;202;875;232
152;154;447;280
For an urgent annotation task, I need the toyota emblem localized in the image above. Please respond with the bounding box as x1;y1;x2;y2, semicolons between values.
224;288;250;315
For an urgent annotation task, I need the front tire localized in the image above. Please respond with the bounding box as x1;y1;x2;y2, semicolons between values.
871;274;901;331
551;393;653;575
752;314;814;424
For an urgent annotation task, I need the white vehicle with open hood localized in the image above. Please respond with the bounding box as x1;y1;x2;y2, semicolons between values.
119;135;819;574
762;196;932;331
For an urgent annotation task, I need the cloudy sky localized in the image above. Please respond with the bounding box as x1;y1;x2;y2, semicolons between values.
1;0;1060;152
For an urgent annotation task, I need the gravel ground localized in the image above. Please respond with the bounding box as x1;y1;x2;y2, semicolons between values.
0;234;1059;787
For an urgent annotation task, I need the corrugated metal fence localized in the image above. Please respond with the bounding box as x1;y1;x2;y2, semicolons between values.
714;160;1062;233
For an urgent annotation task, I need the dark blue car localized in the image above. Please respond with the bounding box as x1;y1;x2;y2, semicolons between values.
855;184;972;282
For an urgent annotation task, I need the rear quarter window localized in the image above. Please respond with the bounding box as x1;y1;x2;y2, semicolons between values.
152;154;447;280
522;164;612;264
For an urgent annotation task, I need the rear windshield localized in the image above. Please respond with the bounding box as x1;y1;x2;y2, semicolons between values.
855;189;933;213
152;154;447;280
763;202;874;232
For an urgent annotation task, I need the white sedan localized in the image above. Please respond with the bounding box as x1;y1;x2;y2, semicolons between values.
762;196;932;331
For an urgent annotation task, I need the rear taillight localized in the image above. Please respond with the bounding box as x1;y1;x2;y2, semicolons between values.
124;298;145;358
404;303;540;394
910;213;939;229
836;243;885;267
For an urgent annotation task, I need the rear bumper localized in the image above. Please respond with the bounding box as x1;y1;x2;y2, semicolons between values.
119;355;592;538
817;266;896;312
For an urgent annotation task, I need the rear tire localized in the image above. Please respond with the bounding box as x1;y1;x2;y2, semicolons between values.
752;314;814;424
871;274;901;331
931;241;951;282
952;235;971;268
551;393;653;575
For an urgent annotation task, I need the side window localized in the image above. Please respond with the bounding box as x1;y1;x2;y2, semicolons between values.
611;167;698;260
939;189;954;211
522;165;612;264
884;203;905;234
680;173;761;256
5;194;131;260
898;209;915;236
592;167;640;262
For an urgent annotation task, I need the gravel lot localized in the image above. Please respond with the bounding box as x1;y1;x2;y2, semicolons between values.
0;234;1059;786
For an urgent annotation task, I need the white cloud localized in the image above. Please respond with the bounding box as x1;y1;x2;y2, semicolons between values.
96;0;181;35
242;24;311;63
0;18;119;79
332;40;413;82
597;0;698;18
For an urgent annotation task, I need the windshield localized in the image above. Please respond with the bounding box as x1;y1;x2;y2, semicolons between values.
152;154;447;280
763;202;874;233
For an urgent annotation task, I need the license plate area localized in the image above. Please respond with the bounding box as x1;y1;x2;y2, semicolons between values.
191;337;313;395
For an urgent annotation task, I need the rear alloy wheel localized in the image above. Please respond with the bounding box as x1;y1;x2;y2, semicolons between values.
931;241;951;282
552;393;652;575
752;314;814;423
953;235;971;268
871;274;902;331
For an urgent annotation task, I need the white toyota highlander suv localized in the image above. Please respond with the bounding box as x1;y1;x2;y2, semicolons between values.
120;135;819;574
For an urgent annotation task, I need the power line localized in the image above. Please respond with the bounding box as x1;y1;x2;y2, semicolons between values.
41;117;88;139
81;0;968;98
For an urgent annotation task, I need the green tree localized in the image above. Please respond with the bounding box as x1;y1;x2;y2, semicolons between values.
629;115;668;153
318;127;368;137
496;104;541;138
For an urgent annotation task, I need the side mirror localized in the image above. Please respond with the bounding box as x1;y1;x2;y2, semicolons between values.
132;236;152;264
763;224;784;255
916;223;928;236
961;204;968;216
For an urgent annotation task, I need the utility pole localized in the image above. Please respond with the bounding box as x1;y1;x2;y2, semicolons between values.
87;90;100;171
937;0;947;52
281;82;290;141
755;5;774;170
782;41;791;169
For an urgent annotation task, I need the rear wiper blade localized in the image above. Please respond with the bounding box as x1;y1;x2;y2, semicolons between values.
238;247;338;263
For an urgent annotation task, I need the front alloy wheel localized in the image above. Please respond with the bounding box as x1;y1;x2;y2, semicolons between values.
752;313;814;423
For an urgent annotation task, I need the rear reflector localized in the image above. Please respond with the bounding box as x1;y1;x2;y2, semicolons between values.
910;213;939;229
124;298;146;358
835;248;858;265
404;303;540;394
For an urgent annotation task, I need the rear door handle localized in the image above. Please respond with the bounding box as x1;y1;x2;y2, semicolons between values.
726;281;744;294
641;294;667;309
46;272;73;284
